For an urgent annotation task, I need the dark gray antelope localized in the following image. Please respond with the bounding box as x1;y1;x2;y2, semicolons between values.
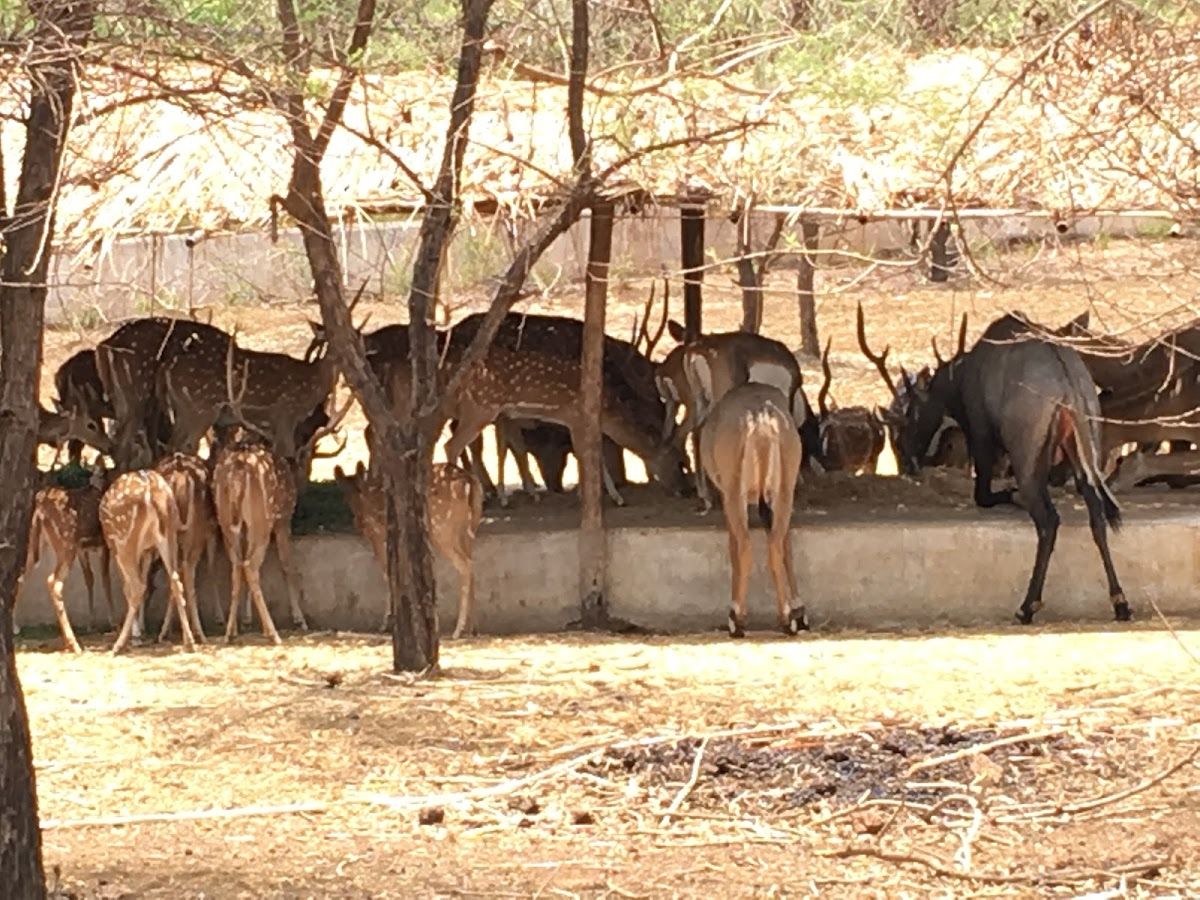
898;313;1128;625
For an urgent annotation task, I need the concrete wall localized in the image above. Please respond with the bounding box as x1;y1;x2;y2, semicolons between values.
15;508;1200;640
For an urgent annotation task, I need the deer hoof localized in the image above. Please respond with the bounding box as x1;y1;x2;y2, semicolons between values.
727;612;745;639
1014;608;1036;626
786;608;809;634
1113;596;1132;622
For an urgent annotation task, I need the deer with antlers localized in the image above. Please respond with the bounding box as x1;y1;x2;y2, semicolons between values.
335;460;484;637
212;437;307;644
15;467;116;653
697;383;808;638
100;469;197;654
856;302;971;474
96;316;234;468
814;339;885;473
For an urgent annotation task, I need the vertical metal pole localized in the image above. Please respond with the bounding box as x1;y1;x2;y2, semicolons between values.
579;202;614;628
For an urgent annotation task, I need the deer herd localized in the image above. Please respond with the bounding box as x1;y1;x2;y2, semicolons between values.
13;279;1200;651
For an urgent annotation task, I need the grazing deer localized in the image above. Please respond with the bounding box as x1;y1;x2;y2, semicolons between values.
96;317;234;467
16;468;115;653
154;453;218;641
662;326;817;507
212;440;307;644
899;313;1127;625
856;302;970;475
418;345;689;506
697;383;808;638
99;469;196;654
814;339;885;473
38;404;114;462
53;349;113;465
334;461;484;637
156;324;340;465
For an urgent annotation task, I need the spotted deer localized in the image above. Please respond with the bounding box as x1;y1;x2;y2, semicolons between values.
156;324;340;466
212;440;307;644
99;469;196;654
16;468;115;653
697;383;808;638
53;349;113;464
334;461;484;637
38;404;114;462
154;453;218;641
814;339;885;473
95;316;234;468
393;344;689;506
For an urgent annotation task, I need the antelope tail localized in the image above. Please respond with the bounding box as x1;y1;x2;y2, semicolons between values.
743;414;781;530
1064;404;1121;531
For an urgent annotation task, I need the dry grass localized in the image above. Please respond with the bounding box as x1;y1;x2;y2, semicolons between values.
23;626;1200;898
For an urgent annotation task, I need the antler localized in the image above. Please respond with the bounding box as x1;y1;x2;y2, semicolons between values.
224;325;249;421
856;302;897;397
931;336;944;366
818;337;834;418
957;311;968;356
631;277;670;359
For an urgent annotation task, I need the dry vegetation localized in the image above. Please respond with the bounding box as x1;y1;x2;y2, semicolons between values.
22;627;1200;898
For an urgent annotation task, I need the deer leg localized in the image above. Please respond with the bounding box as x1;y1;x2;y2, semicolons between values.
505;423;542;499
1075;474;1130;621
80;552;96;625
692;428;712;513
158;590;176;642
47;556;83;655
243;546;282;645
156;533;194;652
1015;481;1059;625
181;552;206;642
768;473;808;635
465;432;496;498
111;553;150;655
99;547;116;629
447;536;476;640
224;560;244;643
570;424;625;506
970;435;1014;508
273;522;308;631
721;495;752;638
444;414;492;477
494;421;513;508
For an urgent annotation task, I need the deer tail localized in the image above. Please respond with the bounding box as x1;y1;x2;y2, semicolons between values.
744;414;779;530
1064;404;1121;531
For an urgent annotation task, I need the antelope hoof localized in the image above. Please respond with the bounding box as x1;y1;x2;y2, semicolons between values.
727;611;745;639
1014;602;1041;626
1112;595;1132;622
786;607;809;635
294;617;309;632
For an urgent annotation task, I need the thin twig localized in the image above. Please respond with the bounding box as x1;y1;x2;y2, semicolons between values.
42;801;327;830
904;729;1062;776
659;738;708;827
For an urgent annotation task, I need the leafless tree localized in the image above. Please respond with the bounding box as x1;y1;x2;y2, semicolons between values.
0;2;97;893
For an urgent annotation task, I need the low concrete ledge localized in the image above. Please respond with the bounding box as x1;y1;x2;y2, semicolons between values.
15;507;1200;639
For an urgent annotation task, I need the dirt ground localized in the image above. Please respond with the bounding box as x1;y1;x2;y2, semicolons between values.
21;627;1200;898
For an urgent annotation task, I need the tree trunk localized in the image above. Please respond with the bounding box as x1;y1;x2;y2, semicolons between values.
0;3;95;894
929;221;957;282
796;220;820;357
579;203;613;628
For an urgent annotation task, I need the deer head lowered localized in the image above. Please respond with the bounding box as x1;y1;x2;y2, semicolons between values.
335;460;484;638
815;338;885;474
390;342;689;506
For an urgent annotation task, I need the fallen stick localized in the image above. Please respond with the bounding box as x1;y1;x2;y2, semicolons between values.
659;738;708;827
822;846;1030;884
41;801;327;830
1001;747;1199;821
905;729;1062;776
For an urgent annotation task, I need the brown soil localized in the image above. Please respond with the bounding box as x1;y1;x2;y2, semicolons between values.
25;628;1200;898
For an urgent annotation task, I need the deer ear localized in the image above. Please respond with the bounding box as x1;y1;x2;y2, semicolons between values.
334;464;346;481
667;319;686;343
354;460;366;478
308;319;323;336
